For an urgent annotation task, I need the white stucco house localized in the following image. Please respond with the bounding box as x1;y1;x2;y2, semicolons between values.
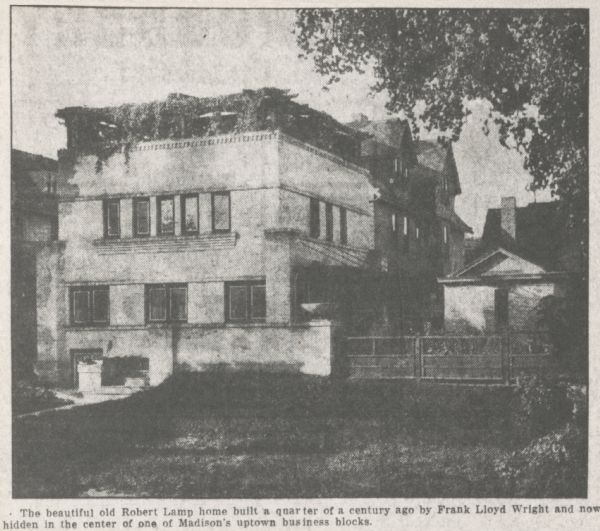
439;247;576;334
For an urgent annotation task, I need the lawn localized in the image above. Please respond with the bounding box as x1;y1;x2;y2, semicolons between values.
12;371;582;498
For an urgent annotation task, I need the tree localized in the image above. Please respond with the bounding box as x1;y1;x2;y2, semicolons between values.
295;9;588;242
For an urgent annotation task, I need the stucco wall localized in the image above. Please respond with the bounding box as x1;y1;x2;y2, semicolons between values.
36;242;69;385
444;285;496;332
176;321;332;376
444;282;558;333
61;321;332;386
62;133;280;197
278;188;373;250
59;188;279;285
278;139;375;217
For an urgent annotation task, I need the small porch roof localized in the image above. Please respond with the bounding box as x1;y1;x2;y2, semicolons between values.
438;247;576;286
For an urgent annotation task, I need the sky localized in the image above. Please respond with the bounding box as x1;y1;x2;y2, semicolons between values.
11;7;550;235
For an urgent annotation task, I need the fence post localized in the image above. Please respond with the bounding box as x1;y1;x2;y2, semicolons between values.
419;336;424;379
413;336;419;379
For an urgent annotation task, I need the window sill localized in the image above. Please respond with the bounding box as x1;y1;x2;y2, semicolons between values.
92;232;238;254
68;324;111;330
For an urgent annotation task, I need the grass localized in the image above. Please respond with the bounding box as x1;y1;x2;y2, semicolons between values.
12;371;564;498
12;380;73;415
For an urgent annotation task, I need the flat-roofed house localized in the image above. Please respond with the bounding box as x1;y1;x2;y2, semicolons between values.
37;89;385;387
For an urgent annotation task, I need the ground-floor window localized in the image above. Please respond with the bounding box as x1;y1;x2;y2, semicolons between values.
70;286;110;326
145;283;188;323
225;280;266;322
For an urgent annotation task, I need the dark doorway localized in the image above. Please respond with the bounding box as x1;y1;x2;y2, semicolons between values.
494;288;509;331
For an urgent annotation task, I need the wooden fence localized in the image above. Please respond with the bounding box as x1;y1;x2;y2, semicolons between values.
345;332;554;382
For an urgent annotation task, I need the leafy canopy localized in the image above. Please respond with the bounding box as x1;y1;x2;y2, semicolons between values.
295;9;588;234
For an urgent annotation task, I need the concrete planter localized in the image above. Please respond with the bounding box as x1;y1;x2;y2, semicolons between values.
77;360;103;392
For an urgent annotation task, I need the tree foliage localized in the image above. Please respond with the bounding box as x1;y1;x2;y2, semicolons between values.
295;9;588;236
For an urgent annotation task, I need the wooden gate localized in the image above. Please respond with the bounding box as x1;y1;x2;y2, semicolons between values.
345;333;554;382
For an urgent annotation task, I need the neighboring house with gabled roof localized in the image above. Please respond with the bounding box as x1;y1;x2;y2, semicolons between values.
439;197;583;334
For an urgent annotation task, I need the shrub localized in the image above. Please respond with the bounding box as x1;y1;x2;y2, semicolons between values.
494;420;587;497
510;375;574;439
497;380;587;496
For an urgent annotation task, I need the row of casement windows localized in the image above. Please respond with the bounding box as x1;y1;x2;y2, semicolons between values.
70;280;266;325
104;192;231;239
390;214;450;248
392;158;410;184
309;197;348;245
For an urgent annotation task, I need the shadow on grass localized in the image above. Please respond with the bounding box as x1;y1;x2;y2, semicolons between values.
13;370;518;498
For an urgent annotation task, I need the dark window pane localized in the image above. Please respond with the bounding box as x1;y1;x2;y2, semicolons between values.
340;207;348;245
149;287;167;321
92;288;109;323
309;197;320;238
229;285;247;321
213;193;230;231
105;200;120;237
134;199;150;236
158;197;174;234
325;203;333;242
73;290;90;324
170;287;188;321
183;195;198;233
251;285;266;320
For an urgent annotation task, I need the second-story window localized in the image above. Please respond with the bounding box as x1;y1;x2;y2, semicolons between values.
133;197;150;237
212;192;231;232
325;202;334;242
415;224;420;241
392;213;398;233
157;196;175;235
443;224;449;245
309;197;320;238
181;194;199;235
104;199;120;239
340;207;348;245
